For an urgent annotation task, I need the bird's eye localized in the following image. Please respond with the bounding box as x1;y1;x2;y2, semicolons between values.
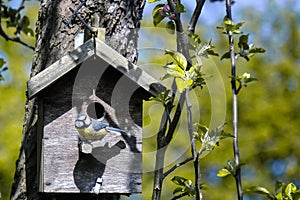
75;121;84;128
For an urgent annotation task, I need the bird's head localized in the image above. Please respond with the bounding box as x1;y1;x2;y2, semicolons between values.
75;113;92;129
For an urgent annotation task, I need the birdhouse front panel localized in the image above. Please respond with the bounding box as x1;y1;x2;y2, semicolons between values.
39;56;143;194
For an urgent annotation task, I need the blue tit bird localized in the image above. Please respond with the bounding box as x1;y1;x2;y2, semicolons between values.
75;113;125;141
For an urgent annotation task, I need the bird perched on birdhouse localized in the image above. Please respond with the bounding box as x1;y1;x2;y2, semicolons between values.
75;113;125;141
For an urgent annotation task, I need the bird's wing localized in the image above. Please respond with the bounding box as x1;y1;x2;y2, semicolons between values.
92;121;108;131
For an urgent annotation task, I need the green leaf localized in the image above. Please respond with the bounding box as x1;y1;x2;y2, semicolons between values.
219;130;234;140
176;3;186;13
237;72;258;87
206;49;219;56
165;21;175;34
173;187;183;195
234;21;245;30
148;0;160;3
249;47;266;54
20;16;30;28
22;28;34;36
245;186;275;199
165;49;188;70
284;183;297;199
175;78;186;93
0;58;6;68
217;168;231;177
152;4;165;26
238;34;249;50
194;123;208;134
221;51;231;60
275;181;284;193
164;63;185;78
171;176;188;186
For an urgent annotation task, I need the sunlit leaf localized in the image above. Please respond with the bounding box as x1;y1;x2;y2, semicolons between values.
284;183;297;199
245;186;275;199
164;63;185;78
217;168;231;177
175;78;186;93
165;49;188;70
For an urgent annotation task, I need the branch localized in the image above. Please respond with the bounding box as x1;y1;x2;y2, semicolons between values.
225;0;243;199
187;0;206;35
163;146;208;180
185;89;201;200
163;156;193;179
152;81;177;200
165;92;185;144
171;192;189;200
0;1;35;50
167;0;192;67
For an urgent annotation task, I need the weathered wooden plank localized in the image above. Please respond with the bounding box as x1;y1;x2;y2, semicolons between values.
94;39;165;96
27;40;95;98
28;38;165;99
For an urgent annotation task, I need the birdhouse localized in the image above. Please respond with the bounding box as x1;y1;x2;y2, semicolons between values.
27;38;165;194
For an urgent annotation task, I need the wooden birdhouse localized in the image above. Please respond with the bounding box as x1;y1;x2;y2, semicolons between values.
27;38;165;194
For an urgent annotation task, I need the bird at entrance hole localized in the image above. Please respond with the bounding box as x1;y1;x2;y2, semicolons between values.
75;113;125;141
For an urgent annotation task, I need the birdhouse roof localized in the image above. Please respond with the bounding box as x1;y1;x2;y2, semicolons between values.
27;38;165;98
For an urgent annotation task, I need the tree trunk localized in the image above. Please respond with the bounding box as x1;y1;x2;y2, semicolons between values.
10;0;145;199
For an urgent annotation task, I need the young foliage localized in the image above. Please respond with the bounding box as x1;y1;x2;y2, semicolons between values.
217;160;245;178
231;72;258;93
189;33;219;58
149;90;174;106
171;176;196;198
194;123;233;159
161;49;205;93
217;17;244;35
218;21;266;61
245;181;300;200
1;5;34;37
150;1;185;35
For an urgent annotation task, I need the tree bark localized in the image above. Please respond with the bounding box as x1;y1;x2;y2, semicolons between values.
10;0;145;199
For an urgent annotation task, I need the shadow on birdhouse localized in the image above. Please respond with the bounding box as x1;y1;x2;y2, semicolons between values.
27;38;165;194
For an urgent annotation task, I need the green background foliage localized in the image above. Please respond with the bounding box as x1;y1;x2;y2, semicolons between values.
0;1;300;200
0;1;39;199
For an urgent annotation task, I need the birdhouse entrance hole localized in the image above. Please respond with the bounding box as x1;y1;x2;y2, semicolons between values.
87;102;105;119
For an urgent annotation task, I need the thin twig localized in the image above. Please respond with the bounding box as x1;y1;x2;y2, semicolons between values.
152;81;177;200
185;89;201;200
187;0;206;35
163;157;193;180
0;1;35;50
171;192;189;200
225;0;243;199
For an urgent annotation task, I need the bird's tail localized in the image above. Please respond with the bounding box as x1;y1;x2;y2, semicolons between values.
106;127;126;134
